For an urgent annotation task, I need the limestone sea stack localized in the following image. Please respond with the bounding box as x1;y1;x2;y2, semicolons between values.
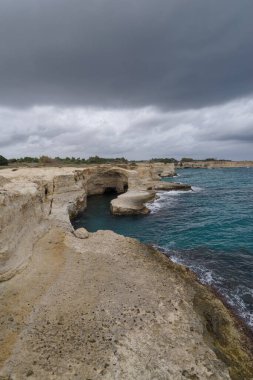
110;190;156;215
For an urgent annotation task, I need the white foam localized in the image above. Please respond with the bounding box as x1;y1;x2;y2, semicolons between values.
169;255;182;264
222;286;253;328
147;200;162;213
200;270;214;285
156;246;253;328
146;191;178;214
147;189;193;214
191;186;204;192
168;190;189;195
191;267;253;328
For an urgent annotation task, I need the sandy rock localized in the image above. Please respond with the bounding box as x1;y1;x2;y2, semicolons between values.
74;227;89;239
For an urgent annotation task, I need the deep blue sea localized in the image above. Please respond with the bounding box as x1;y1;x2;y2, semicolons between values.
73;168;253;329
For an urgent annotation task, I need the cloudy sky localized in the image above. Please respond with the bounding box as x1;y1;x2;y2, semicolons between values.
0;0;253;159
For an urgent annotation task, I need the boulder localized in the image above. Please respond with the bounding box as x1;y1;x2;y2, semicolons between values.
74;228;89;239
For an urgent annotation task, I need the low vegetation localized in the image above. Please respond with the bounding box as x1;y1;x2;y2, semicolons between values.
2;154;231;167
150;158;178;163
6;155;129;166
0;155;8;166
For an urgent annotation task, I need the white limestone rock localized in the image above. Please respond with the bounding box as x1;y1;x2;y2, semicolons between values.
74;227;89;239
110;190;155;215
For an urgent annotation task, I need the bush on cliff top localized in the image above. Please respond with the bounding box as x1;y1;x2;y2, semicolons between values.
0;155;8;166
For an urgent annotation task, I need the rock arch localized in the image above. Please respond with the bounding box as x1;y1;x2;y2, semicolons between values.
86;166;137;195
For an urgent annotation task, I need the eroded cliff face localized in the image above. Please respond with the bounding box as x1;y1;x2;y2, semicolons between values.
133;162;175;189
0;168;88;281
0;176;48;281
0;163;176;281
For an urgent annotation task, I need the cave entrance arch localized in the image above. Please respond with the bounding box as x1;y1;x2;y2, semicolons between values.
87;167;130;196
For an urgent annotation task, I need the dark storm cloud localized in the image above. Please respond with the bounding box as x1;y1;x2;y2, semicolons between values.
0;0;253;109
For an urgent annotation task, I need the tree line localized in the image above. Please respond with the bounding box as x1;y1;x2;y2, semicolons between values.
0;155;129;166
0;154;229;167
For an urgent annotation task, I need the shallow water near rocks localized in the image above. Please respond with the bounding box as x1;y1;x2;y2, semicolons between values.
72;168;253;329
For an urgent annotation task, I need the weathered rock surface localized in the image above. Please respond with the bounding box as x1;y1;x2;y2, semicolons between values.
74;227;89;239
0;167;88;281
0;165;253;379
132;162;175;189
107;163;189;215
0;164;186;280
0;229;252;379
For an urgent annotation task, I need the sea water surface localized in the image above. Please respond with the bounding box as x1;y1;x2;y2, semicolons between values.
73;168;253;329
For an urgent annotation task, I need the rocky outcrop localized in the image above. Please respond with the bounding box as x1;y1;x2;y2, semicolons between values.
86;166;130;195
108;163;189;215
0;164;189;280
0;175;48;282
152;181;191;191
0;168;87;281
131;163;175;189
110;190;156;215
85;163;175;195
110;183;190;215
150;162;176;178
0;166;253;379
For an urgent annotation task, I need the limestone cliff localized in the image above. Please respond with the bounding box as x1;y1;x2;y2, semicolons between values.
0;168;87;281
177;160;253;169
0;165;253;379
0;164;183;281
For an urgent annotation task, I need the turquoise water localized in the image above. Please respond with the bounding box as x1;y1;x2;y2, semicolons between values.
73;168;253;329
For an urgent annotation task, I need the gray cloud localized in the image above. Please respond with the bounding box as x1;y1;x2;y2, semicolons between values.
0;0;253;160
0;0;253;109
1;96;253;160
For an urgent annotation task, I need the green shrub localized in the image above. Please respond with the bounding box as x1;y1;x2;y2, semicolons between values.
0;155;8;166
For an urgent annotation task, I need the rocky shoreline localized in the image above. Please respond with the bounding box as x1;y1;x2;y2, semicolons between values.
0;165;253;379
176;160;253;169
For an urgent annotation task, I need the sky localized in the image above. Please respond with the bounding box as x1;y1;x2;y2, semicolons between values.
0;0;253;160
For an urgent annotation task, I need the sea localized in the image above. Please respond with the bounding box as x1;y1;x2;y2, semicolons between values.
72;168;253;330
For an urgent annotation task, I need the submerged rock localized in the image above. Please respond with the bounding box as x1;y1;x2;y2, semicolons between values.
152;181;191;191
